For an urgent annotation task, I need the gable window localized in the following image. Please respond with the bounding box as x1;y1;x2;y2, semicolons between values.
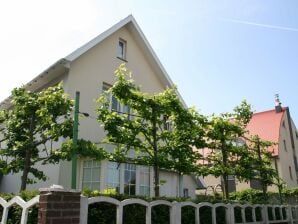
284;139;287;152
107;161;120;192
124;163;136;195
117;38;127;60
82;160;101;190
139;165;150;196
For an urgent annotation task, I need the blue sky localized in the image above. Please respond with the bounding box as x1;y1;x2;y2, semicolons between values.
0;0;297;124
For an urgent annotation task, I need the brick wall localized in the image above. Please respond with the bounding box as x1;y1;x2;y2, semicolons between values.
38;188;81;224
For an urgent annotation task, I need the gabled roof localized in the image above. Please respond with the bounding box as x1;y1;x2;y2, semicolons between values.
1;15;185;108
198;108;286;161
66;15;174;88
246;108;286;156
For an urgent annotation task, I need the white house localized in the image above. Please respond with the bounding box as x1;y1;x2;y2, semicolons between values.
0;15;202;198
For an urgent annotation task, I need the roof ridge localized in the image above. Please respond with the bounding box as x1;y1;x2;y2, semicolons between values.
253;107;287;116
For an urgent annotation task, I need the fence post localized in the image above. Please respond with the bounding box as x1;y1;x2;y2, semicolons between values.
146;205;151;224
117;204;123;224
80;196;88;224
171;202;181;224
229;204;235;224
38;186;81;224
287;206;292;224
262;205;269;224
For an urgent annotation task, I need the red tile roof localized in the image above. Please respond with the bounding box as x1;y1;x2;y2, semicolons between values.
197;107;286;163
246;108;286;156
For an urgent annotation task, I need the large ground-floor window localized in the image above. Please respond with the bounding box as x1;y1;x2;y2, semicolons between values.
124;163;136;195
81;160;150;196
82;160;101;190
107;161;120;192
139;165;150;196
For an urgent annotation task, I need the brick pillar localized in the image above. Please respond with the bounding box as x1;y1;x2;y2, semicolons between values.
38;187;81;224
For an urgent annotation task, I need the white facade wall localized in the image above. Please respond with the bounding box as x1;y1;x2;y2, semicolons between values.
0;22;199;198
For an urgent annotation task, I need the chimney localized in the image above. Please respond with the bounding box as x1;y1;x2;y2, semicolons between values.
275;94;282;113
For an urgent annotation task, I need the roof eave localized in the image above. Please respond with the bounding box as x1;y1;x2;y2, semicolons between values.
0;59;70;109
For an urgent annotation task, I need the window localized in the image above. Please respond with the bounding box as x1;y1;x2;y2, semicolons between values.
163;115;170;130
282;121;286;128
107;162;120;192
289;166;293;180
183;188;189;198
117;39;127;60
102;82;120;112
102;83;112;109
102;82;131;116
284;140;287;151
111;95;120;112
122;104;131;120
124;163;136;195
221;175;236;193
82;160;101;190
139;165;150;196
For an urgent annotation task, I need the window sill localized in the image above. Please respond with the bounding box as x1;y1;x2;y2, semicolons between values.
117;56;128;63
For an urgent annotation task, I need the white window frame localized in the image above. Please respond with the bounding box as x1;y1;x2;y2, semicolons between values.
106;161;121;192
124;163;137;195
138;165;150;196
117;38;127;60
81;159;101;190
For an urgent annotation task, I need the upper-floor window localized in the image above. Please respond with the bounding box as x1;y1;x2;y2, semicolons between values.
117;38;127;60
102;82;131;118
163;115;171;130
282;121;286;128
283;139;287;152
289;166;293;180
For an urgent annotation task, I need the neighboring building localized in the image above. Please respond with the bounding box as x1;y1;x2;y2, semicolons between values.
0;16;200;198
202;95;298;193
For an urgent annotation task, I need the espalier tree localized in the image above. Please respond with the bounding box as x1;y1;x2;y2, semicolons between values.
0;83;73;191
97;64;207;197
205;101;253;200
245;135;281;200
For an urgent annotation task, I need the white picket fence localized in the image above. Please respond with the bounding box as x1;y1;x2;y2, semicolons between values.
80;196;298;224
1;195;298;224
0;195;39;224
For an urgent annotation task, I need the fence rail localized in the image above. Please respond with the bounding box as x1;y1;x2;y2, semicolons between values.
81;196;298;224
1;194;298;224
0;195;39;224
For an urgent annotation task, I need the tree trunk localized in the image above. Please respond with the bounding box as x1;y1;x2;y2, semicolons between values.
256;137;267;200
20;150;31;191
221;141;229;200
152;105;159;197
20;116;34;192
153;163;160;197
222;174;229;200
